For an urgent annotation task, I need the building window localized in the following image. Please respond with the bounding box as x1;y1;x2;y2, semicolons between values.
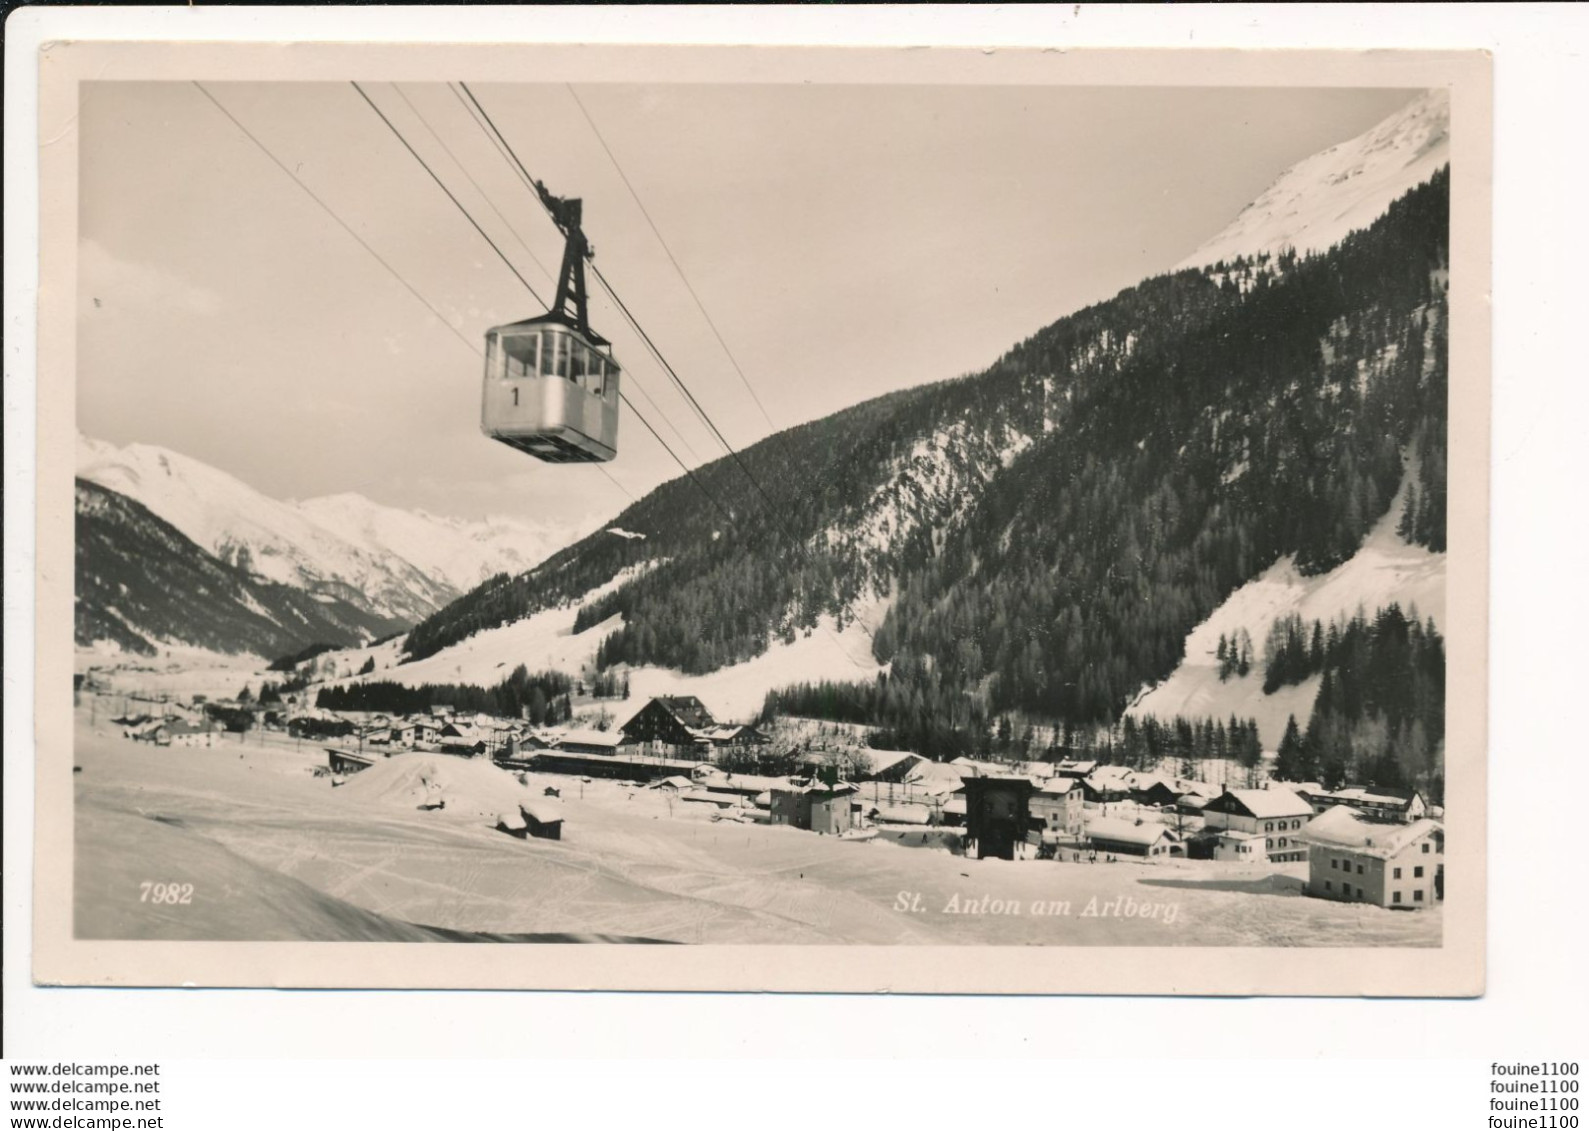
1414;890;1425;902
1393;891;1402;904
1414;866;1424;878
1331;859;1339;870
1422;843;1431;854
1265;822;1273;832
1357;864;1364;875
1325;881;1332;892
1266;839;1273;849
1394;867;1402;879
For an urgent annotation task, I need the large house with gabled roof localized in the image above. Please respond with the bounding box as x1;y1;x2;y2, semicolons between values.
1201;786;1314;863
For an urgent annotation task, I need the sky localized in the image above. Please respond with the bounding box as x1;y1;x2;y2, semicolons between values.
77;81;1417;527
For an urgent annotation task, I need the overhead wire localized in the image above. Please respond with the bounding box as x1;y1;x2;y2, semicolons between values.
353;81;734;525
563;83;786;443
351;81;548;310
456;81;879;649
389;83;555;288
190;80;634;509
190;80;478;361
455;82;732;455
444;82;712;471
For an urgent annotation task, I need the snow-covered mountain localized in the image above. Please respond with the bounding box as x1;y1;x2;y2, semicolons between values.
75;435;584;635
1177;89;1449;271
293;493;588;597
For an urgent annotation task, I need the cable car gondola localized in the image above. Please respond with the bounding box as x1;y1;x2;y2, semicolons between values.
482;181;620;463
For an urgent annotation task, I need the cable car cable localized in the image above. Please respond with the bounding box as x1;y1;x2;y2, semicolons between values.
443;83;712;470
441;80;712;470
351;81;549;311
457;82;878;648
190;81;636;511
564;83;786;445
355;82;734;521
457;83;732;461
191;81;479;361
389;82;555;289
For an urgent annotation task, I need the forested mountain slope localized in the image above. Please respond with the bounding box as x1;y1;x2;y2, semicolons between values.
75;478;402;657
405;171;1449;751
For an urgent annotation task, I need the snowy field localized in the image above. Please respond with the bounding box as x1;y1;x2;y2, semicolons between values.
326;585;890;727
72;710;1440;948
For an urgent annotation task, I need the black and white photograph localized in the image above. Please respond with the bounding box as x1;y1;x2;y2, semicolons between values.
29;41;1490;993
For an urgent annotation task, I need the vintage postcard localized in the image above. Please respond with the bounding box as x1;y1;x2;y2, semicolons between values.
29;41;1490;993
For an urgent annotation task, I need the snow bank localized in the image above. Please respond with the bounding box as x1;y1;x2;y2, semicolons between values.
338;753;544;822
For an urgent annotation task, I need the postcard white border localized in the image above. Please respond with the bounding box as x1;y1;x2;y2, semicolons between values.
29;40;1491;995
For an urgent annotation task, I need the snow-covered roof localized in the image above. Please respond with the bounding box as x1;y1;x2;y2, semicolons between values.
651;776;695;791
1050;760;1098;776
1318;785;1422;808
1084;766;1137;792
1214;787;1313;820
860;749;923;774
1302;807;1442;857
1087;817;1176;847
556;728;623;748
1035;779;1083;797
520;801;563;824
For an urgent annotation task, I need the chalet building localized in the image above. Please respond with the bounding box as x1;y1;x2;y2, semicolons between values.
327;748;378;776
1297;785;1428;823
621;696;718;754
770;782;857;835
1086;816;1179;858
1046;759;1098;783
699;724;771;750
962;776;1035;860
853;749;926;784
494;733;545;768
158;718;223;747
1302;806;1444;909
698;772;787;803
1212;829;1267;863
498;802;564;841
438;722;488;757
1201;787;1314;863
1079;766;1135;804
1030;779;1084;837
390;722;418;748
1129;780;1182;809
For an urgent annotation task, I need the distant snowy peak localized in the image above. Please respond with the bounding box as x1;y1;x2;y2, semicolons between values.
75;435;581;629
76;434;452;626
293;492;583;593
1177;89;1450;272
